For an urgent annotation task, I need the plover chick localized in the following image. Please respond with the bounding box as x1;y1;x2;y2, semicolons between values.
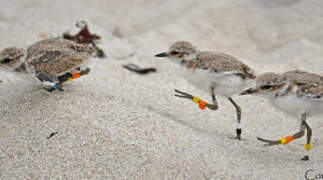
0;37;97;91
155;41;256;140
241;70;323;160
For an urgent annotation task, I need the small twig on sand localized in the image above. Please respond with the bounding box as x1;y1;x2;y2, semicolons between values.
122;63;156;75
46;132;58;139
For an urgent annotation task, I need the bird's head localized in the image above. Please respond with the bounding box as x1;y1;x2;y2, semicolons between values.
241;72;286;98
0;47;24;71
155;41;197;64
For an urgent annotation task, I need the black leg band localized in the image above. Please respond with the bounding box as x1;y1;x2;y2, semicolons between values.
236;128;242;139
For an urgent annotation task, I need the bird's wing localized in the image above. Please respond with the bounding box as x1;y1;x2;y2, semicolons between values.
36;55;84;75
26;38;94;76
26;37;94;62
195;52;256;79
283;70;323;86
297;84;323;100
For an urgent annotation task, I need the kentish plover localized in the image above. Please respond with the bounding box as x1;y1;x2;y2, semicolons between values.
155;41;256;139
0;37;97;91
241;70;323;160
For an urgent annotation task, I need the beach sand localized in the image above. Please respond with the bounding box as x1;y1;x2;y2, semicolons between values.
0;0;323;179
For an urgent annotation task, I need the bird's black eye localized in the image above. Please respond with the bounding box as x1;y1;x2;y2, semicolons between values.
2;58;12;63
261;85;271;90
171;51;179;55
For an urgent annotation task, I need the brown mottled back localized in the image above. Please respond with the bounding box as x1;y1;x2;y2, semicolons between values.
25;38;96;75
305;85;323;96
193;51;256;79
283;70;323;86
284;70;323;97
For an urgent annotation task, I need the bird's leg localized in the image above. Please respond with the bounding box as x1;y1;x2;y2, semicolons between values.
78;67;91;76
210;87;218;110
257;121;305;146
258;113;310;160
39;81;58;92
52;67;91;91
174;89;218;110
228;98;242;140
55;82;64;91
36;72;58;92
301;119;312;161
57;73;72;83
58;67;91;84
73;67;90;80
56;73;74;91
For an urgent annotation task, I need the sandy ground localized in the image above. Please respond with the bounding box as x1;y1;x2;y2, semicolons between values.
1;0;323;179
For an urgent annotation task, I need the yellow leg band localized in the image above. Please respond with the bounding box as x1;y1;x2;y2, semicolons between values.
280;138;287;145
193;97;199;104
305;144;311;151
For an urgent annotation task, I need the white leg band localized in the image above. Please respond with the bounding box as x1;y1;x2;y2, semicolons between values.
235;123;242;129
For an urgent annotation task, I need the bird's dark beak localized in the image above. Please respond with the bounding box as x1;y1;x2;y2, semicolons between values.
155;52;169;57
240;88;258;95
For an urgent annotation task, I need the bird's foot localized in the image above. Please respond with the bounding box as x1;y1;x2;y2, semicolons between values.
257;137;281;146
174;89;213;110
56;83;64;91
235;128;242;140
174;89;194;99
79;67;91;76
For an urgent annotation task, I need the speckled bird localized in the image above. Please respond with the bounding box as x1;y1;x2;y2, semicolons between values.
155;41;256;140
0;37;97;91
241;70;323;161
